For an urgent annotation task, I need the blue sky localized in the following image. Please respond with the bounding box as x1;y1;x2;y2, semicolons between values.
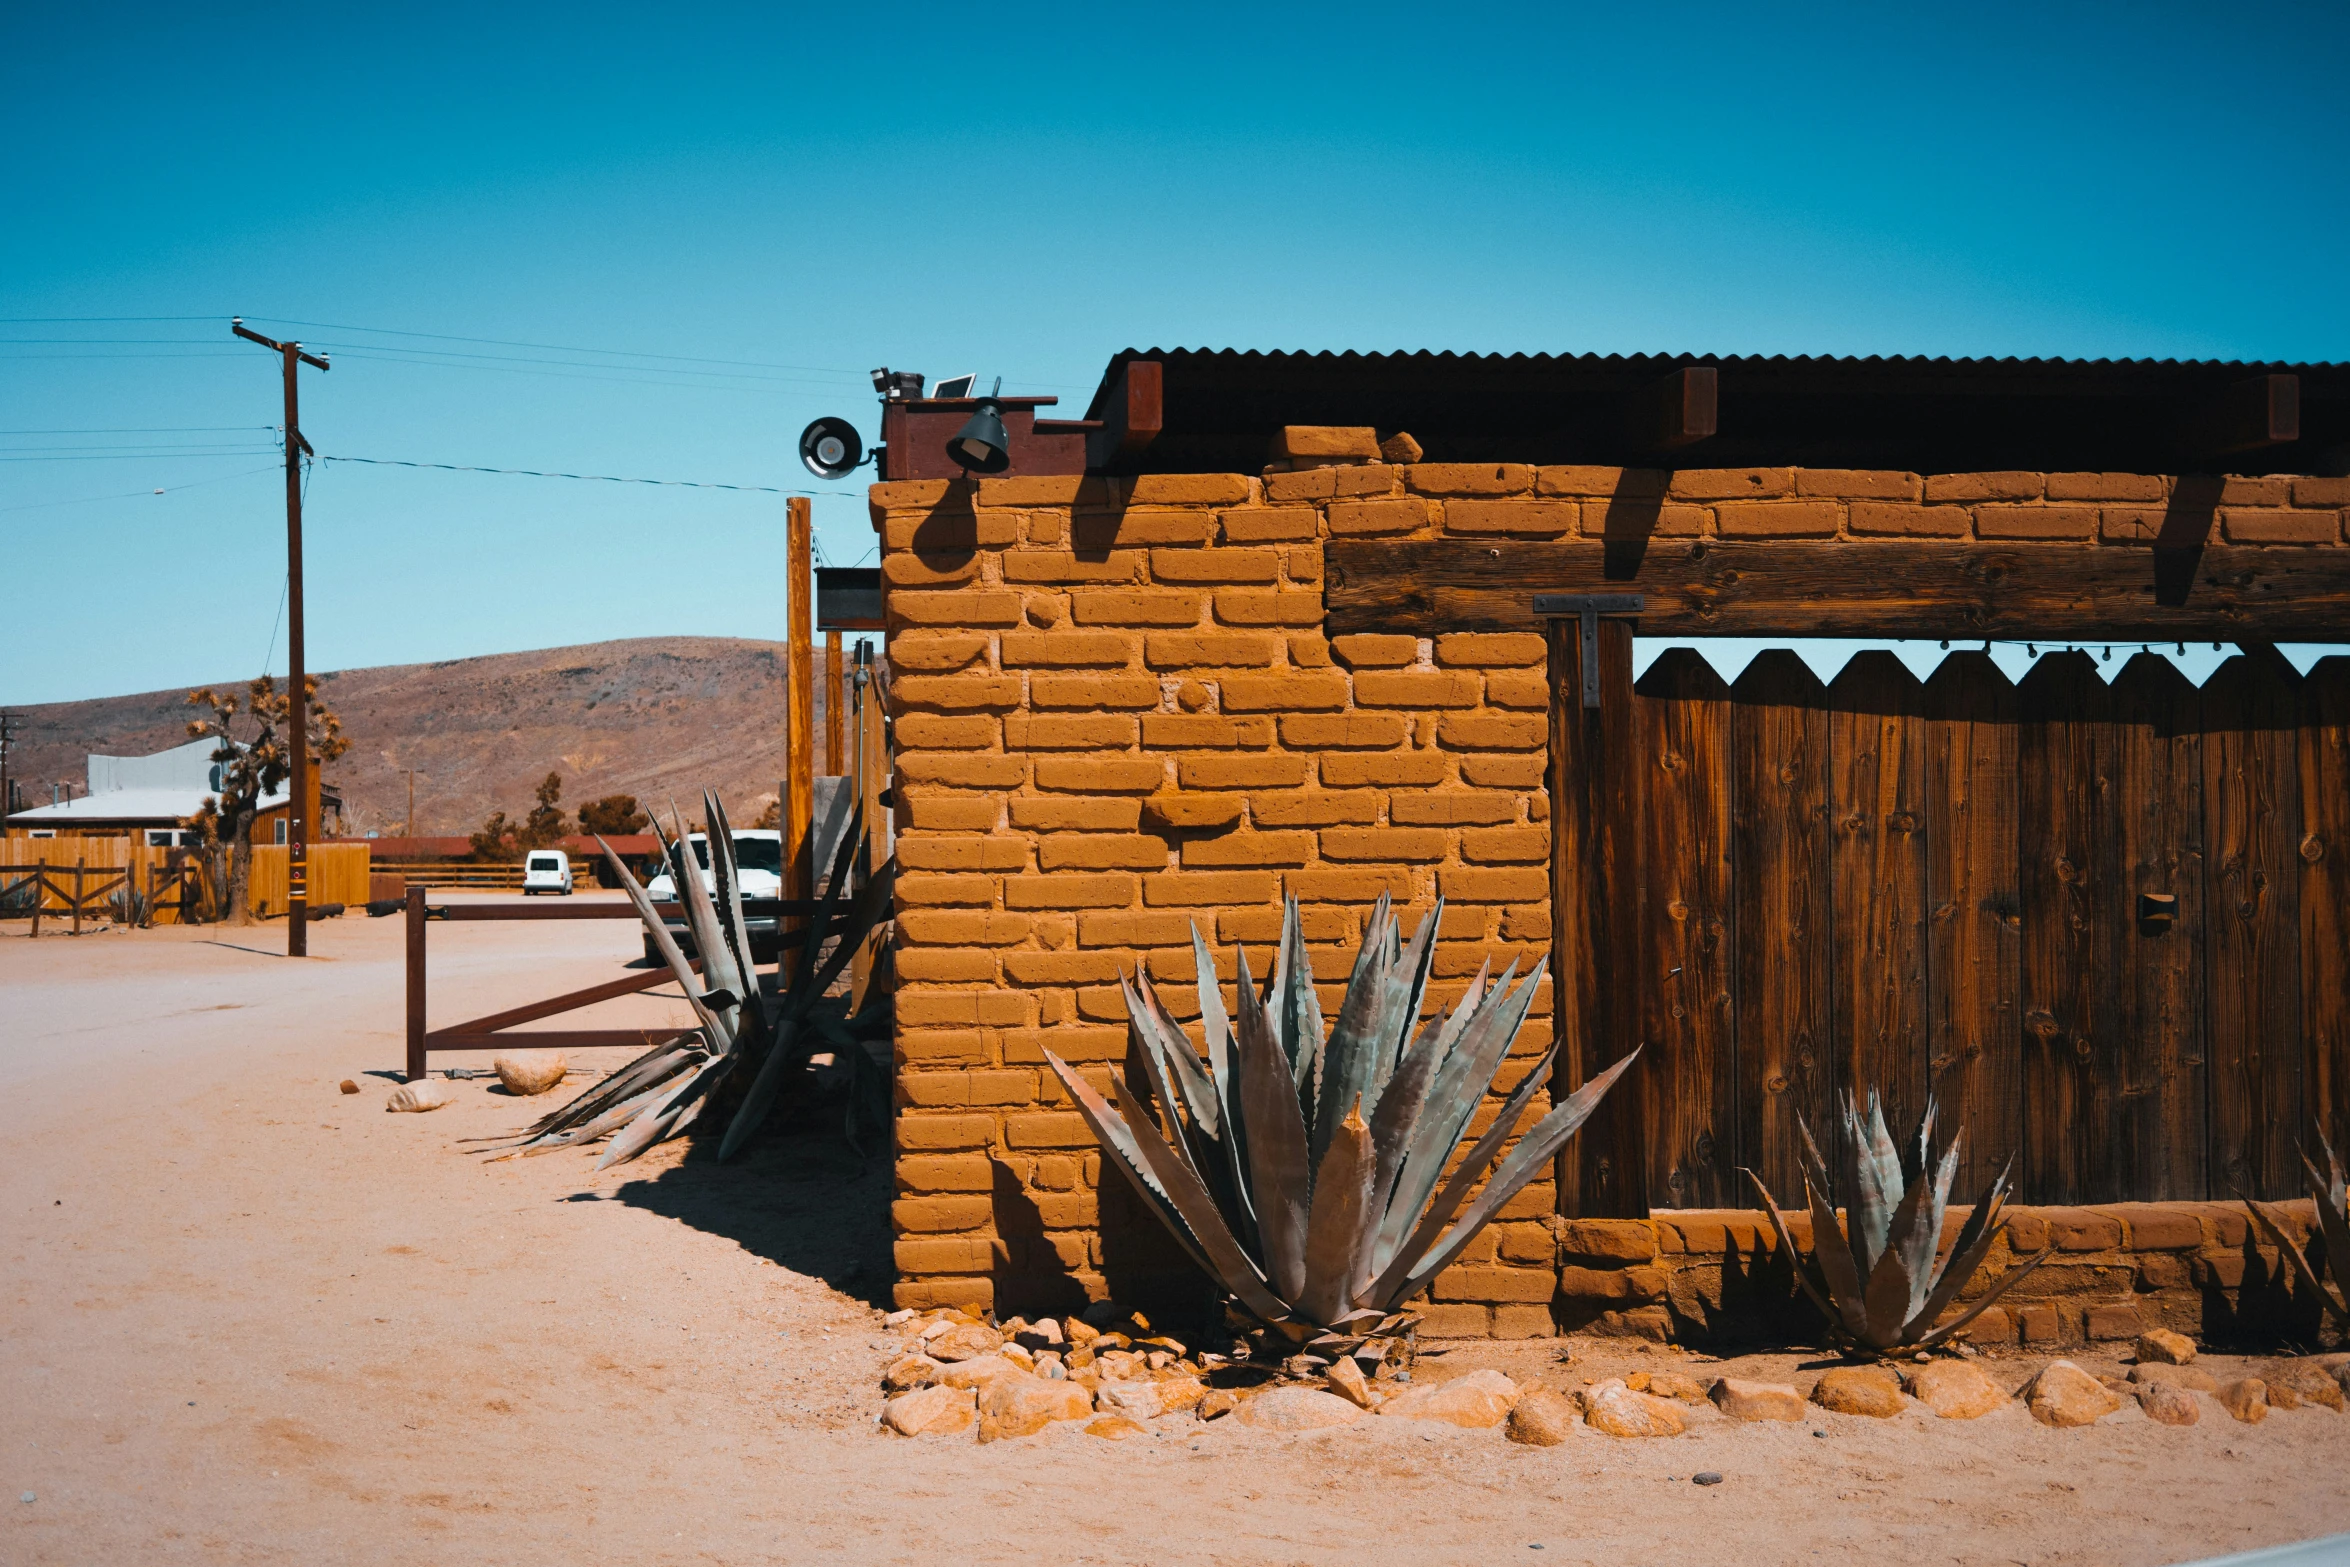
5;1;2347;705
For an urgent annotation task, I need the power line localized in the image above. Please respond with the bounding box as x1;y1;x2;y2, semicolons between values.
319;451;863;497
245;316;873;379
0;463;282;516
0;450;284;462
0;315;218;323
0;425;274;435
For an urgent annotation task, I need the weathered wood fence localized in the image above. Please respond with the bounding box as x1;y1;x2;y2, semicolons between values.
1555;643;2349;1214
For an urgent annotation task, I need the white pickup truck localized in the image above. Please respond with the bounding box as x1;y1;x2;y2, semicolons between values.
642;830;785;963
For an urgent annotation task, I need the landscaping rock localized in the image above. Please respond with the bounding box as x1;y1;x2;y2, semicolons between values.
1811;1366;1906;1418
1709;1377;1805;1423
2267;1360;2347;1413
2260;1376;2304;1412
926;1322;1005;1363
2024;1361;2122;1427
1902;1360;2007;1420
2134;1328;2196;1365
1096;1376;1199;1421
1644;1370;1710;1404
938;1354;1025;1393
1579;1379;1686;1438
882;1384;974;1437
1505;1388;1580;1447
385;1079;451;1112
2136;1378;2201;1427
1377;1369;1519;1429
1085;1415;1144;1440
492;1049;567;1096
882;1353;943;1392
338;1079;359;1095
1237;1387;1365;1431
977;1375;1093;1442
2130;1364;2218;1394
997;1343;1036;1371
1154;1375;1206;1416
1017;1318;1065;1351
2218;1379;2269;1424
1196;1387;1241;1421
1325;1357;1379;1410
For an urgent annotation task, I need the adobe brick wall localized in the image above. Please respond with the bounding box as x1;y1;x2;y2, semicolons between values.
871;461;2350;1330
1542;1199;2336;1350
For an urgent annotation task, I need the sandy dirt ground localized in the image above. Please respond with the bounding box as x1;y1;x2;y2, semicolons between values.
4;900;2347;1567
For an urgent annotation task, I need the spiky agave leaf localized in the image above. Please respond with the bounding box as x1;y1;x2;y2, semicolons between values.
1067;893;1633;1334
1749;1092;2054;1357
2240;1129;2350;1330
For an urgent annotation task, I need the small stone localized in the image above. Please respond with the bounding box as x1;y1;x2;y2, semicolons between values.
1035;1353;1066;1380
1692;1472;1723;1486
1811;1366;1906;1419
883;1308;916;1327
1085;1415;1145;1440
926;1322;1005;1363
385;1079;451;1112
1579;1379;1686;1438
1645;1370;1709;1404
1065;1318;1101;1347
1197;1387;1242;1421
2218;1379;2269;1424
1378;1369;1519;1428
492;1049;567;1096
937;1354;1025;1393
2136;1378;2201;1427
882;1353;943;1392
1623;1371;1650;1391
1017;1318;1065;1350
2267;1360;2347;1413
997;1342;1036;1371
1901;1360;2007;1420
2134;1328;2196;1365
1238;1387;1366;1431
1095;1378;1167;1421
1709;1377;1805;1423
19;1493;33;1505
2025;1360;2123;1427
977;1374;1094;1442
1325;1357;1379;1410
338;1079;359;1095
882;1384;974;1437
1505;1388;1580;1447
2261;1377;2303;1412
2130;1363;2219;1394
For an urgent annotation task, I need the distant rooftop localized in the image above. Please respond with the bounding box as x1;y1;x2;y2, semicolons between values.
1081;349;2350;477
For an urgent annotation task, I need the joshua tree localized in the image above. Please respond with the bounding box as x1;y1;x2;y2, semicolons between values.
578;793;650;836
1745;1092;2052;1358
183;675;349;924
1046;893;1635;1352
471;772;569;861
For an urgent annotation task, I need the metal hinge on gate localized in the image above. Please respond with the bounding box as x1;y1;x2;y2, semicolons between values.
1532;594;1645;707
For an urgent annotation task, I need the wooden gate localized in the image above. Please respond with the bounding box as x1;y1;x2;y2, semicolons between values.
1551;628;2349;1215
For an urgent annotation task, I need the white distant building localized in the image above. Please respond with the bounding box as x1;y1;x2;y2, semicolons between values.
7;738;340;845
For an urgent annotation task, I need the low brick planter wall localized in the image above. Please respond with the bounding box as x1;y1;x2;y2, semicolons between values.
1415;1200;2334;1348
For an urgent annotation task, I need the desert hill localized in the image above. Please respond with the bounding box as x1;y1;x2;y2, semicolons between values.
6;637;859;836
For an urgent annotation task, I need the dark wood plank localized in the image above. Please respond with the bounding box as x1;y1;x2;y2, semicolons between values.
1549;618;1597;1218
1921;651;2022;1199
2203;649;2306;1199
1730;651;1834;1205
1324;539;2350;639
1630;649;1736;1208
2017;651;2118;1204
2110;654;2207;1201
2301;657;2350;1153
1553;619;1649;1218
1825;652;1932;1178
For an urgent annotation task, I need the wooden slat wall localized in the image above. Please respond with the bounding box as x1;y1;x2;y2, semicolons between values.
1555;646;2346;1212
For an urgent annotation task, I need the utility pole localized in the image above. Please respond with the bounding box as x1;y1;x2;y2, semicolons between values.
403;767;426;839
0;712;18;834
232;318;329;957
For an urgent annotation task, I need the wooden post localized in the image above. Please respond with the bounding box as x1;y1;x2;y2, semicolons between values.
826;630;845;777
784;498;815;910
28;865;40;938
71;859;83;936
859;642;888;876
405;884;428;1081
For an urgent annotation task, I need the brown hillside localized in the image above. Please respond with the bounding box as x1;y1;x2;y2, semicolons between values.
5;637;855;836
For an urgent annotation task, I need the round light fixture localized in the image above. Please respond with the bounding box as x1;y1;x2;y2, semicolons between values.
799;416;865;480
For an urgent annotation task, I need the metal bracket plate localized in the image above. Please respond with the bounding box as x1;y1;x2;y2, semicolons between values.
1533;594;1645;707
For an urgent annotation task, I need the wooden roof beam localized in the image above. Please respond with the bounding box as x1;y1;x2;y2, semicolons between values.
2183;373;2299;461
1629;365;1717;453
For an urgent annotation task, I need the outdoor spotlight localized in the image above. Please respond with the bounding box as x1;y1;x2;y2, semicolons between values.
870;367;926;400
799;415;866;479
946;377;1010;473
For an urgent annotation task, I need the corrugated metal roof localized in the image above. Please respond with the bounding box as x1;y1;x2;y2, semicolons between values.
1084;348;2350;475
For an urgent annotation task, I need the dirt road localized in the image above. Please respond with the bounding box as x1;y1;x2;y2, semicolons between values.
4;906;2344;1566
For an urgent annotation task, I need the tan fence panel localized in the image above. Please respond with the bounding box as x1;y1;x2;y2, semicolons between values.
247;844;372;916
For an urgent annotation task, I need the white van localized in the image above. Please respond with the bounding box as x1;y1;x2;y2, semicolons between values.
521;850;574;895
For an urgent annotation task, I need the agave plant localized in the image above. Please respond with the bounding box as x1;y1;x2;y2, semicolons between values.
2240;1131;2350;1331
1745;1092;2052;1358
1043;892;1636;1342
493;788;894;1168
